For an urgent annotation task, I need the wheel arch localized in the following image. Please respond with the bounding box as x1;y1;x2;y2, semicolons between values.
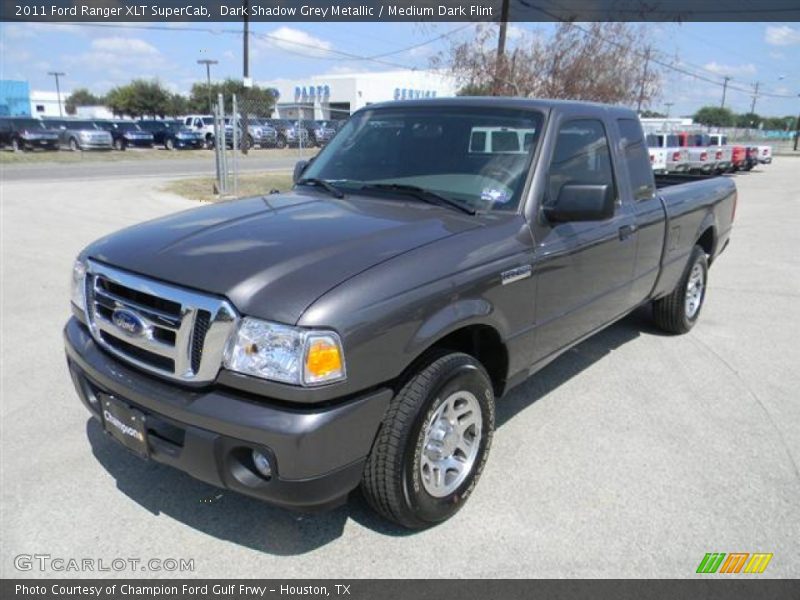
401;307;509;399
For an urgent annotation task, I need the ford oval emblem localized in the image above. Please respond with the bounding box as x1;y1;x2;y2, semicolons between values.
111;308;147;337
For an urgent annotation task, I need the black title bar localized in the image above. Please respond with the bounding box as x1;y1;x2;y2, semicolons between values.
3;579;800;600
2;0;800;22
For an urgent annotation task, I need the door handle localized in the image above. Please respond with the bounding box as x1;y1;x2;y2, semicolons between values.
618;224;637;241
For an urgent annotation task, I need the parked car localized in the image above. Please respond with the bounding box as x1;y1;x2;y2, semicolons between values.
0;117;60;151
305;120;337;147
265;118;309;148
648;147;668;174
744;145;760;171
730;145;747;171
65;98;736;529
756;145;773;164
46;119;113;151
678;132;715;174
705;134;733;173
245;119;279;148
138;120;204;150
93;120;154;150
646;132;689;173
182;114;216;148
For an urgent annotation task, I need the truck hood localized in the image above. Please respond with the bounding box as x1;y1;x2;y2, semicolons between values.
85;191;480;324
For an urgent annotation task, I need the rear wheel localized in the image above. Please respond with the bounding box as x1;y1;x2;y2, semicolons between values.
165;137;175;151
361;352;495;529
113;138;125;151
276;135;287;149
11;137;21;152
652;245;708;334
68;137;80;152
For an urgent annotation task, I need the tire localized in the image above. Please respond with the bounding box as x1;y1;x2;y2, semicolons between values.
113;138;125;151
652;245;709;334
11;137;21;152
68;137;80;152
165;138;175;151
276;135;287;149
362;352;495;529
205;135;214;149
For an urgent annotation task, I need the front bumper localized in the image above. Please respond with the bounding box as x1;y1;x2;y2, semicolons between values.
174;137;203;149
79;140;113;150
64;317;390;510
22;138;59;150
125;138;154;148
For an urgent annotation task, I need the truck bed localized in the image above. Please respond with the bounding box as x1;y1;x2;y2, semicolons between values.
654;172;732;189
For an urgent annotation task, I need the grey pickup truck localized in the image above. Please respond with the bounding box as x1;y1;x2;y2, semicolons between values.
65;98;736;529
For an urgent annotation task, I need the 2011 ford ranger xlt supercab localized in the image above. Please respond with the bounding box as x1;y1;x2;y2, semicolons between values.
64;98;736;529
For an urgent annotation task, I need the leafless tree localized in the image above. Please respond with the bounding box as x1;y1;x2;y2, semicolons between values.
432;23;661;108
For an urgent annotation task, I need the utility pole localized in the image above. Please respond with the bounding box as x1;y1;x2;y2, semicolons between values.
492;0;510;96
636;46;652;114
664;102;674;118
243;0;250;82
197;59;218;113
720;76;731;108
750;81;760;115
48;71;65;117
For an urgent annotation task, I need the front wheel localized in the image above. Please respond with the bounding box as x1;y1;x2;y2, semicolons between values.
165;137;175;151
11;137;22;152
69;137;80;152
362;352;495;529
113;138;125;151
652;245;709;334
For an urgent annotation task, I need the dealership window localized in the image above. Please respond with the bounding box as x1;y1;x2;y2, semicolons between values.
35;105;45;113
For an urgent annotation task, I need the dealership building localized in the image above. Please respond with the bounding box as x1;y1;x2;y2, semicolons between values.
0;80;70;117
262;70;458;120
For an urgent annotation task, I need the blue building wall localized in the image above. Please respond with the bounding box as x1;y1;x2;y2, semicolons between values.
0;80;32;116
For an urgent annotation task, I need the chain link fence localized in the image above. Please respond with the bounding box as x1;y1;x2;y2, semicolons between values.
210;95;354;198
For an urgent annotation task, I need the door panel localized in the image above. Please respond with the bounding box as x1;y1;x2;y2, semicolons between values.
530;118;636;366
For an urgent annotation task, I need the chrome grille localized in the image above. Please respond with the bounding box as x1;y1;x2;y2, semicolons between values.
85;260;238;384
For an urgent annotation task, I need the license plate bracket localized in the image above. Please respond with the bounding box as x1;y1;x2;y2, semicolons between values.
100;395;149;458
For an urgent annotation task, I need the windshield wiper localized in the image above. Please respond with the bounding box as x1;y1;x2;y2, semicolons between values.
296;177;344;199
360;183;475;215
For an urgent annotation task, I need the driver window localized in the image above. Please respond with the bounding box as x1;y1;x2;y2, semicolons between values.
547;119;615;207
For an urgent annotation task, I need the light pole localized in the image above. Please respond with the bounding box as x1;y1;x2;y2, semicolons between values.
664;102;674;118
48;71;65;117
197;59;218;113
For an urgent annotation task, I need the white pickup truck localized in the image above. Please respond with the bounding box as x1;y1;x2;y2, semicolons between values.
707;134;733;174
646;133;689;174
757;145;773;164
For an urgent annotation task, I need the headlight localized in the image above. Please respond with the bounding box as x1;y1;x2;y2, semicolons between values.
224;317;346;386
70;259;87;310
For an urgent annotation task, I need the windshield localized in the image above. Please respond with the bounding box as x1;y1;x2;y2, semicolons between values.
115;122;142;131
13;119;46;129
66;121;97;129
301;106;543;212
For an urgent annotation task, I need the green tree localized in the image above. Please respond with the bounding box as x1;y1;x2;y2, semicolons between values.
105;79;172;118
164;93;188;118
640;109;666;118
762;115;797;131
65;88;105;115
735;112;761;128
188;78;276;116
457;83;492;96
693;106;735;128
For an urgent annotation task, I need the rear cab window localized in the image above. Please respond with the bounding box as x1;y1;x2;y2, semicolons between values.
617;118;656;202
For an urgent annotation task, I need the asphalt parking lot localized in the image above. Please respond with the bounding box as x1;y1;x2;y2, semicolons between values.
1;159;798;578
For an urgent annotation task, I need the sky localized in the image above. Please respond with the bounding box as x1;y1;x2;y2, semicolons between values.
0;20;798;117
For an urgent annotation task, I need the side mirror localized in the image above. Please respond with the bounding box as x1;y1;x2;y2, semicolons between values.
544;184;614;223
293;160;309;183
